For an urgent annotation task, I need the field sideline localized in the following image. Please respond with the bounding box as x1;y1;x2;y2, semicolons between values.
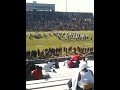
26;30;94;51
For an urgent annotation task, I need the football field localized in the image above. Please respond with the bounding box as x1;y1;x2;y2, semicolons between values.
26;30;94;51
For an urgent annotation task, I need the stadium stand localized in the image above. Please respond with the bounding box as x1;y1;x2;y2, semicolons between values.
26;61;94;90
26;11;94;31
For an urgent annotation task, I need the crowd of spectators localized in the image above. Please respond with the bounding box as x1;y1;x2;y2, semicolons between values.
26;11;94;31
26;46;94;59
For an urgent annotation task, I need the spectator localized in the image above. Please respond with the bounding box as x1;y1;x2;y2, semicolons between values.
68;63;94;90
47;60;54;69
43;61;52;72
31;66;43;80
67;59;75;68
37;49;40;57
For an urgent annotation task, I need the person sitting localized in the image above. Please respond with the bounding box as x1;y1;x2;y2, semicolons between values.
68;63;94;90
31;66;43;80
43;61;57;73
43;62;52;72
47;60;54;69
67;59;75;68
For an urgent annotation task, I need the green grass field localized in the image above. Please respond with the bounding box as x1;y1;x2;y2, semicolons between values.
26;30;94;51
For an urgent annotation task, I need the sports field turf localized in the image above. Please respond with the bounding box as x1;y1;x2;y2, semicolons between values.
26;30;94;51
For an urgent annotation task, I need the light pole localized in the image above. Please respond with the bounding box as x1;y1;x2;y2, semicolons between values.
66;0;67;12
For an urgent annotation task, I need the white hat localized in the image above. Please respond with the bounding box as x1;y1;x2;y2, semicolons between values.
80;63;87;71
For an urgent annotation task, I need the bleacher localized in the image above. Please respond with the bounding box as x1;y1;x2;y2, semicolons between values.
26;11;94;31
26;61;94;90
